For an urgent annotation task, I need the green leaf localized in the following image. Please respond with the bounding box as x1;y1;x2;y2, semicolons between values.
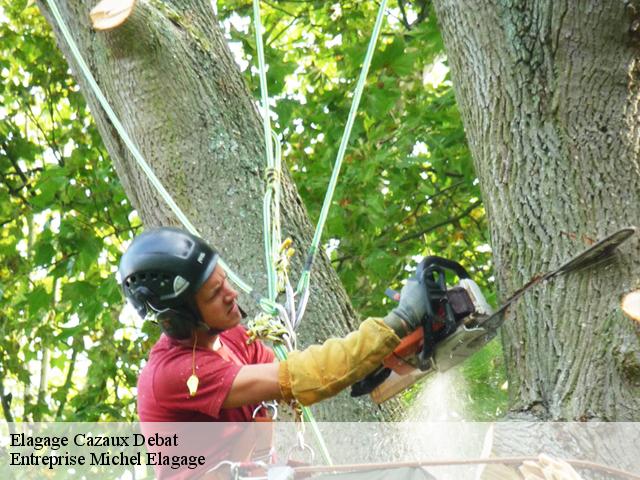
62;281;95;302
76;234;103;272
33;239;56;267
27;286;52;314
389;51;418;76
56;325;84;341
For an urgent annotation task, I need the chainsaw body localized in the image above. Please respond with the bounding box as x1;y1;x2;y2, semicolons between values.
351;228;637;403
351;256;493;403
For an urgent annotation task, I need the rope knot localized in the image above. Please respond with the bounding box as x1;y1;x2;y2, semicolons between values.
264;167;280;187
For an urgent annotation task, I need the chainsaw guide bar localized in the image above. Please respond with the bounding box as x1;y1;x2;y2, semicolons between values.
479;226;636;336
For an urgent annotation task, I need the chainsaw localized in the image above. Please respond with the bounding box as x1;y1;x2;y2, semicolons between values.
351;227;636;403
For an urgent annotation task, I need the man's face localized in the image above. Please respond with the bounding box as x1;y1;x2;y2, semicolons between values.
194;265;242;331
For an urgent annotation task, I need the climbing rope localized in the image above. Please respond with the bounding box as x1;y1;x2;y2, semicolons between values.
250;0;389;329
250;0;334;465
246;0;388;463
261;136;283;303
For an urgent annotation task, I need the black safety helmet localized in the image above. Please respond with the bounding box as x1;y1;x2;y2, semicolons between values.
118;227;219;339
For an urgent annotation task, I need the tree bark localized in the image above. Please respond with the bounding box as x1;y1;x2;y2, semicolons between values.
433;0;640;420
37;0;402;420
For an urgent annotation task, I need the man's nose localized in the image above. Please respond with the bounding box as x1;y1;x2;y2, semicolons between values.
223;286;237;302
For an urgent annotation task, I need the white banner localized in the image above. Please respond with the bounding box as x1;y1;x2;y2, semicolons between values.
1;422;639;479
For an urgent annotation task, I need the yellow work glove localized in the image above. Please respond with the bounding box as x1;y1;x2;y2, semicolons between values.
278;318;401;405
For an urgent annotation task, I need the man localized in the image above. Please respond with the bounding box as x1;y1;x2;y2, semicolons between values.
119;226;428;419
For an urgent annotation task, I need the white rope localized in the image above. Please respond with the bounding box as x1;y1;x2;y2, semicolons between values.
44;0;257;297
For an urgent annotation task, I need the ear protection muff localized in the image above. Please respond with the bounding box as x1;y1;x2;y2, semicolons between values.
131;286;199;340
154;308;198;340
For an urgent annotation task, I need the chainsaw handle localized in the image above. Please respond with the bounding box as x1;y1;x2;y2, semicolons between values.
417;256;470;280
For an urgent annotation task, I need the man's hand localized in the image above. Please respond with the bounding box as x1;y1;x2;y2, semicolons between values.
384;277;429;337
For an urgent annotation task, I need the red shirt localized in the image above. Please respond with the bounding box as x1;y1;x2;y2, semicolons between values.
137;326;276;479
137;325;275;422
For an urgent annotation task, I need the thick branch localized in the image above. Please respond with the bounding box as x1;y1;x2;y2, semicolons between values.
56;341;79;420
398;200;481;243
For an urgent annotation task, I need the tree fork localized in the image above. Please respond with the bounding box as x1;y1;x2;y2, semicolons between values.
37;0;403;420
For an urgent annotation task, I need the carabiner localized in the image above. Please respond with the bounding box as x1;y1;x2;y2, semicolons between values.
252;401;279;421
287;430;315;463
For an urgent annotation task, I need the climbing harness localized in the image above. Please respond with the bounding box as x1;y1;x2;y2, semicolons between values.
46;0;387;468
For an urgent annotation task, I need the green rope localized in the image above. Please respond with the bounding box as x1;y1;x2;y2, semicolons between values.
44;0;258;299
253;0;279;302
250;4;388;462
296;0;388;298
252;0;333;466
262;186;275;298
261;137;284;301
271;133;284;293
250;0;387;464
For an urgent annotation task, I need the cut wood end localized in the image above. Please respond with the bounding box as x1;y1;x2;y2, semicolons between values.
90;0;136;31
621;290;640;323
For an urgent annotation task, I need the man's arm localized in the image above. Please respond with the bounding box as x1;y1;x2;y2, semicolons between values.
222;317;400;408
221;362;282;409
223;277;429;409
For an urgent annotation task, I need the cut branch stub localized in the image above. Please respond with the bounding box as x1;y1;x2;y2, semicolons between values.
622;290;640;323
90;0;136;31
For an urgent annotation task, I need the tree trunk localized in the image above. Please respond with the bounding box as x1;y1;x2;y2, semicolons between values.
433;0;640;420
37;0;402;421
